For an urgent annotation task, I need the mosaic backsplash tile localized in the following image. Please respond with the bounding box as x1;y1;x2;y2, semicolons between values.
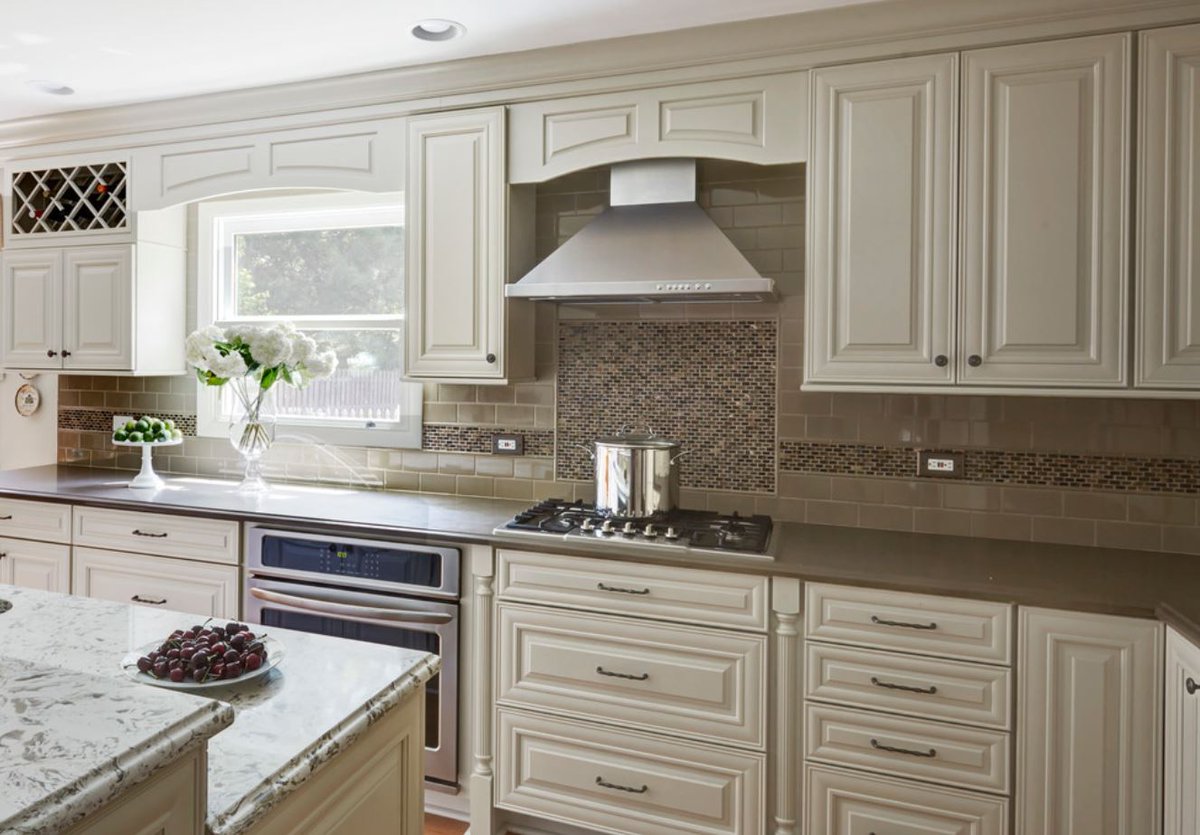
557;319;777;492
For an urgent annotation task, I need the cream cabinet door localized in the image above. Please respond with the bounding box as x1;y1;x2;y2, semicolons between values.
1;249;62;369
405;107;507;380
961;34;1130;386
1016;607;1162;835
806;53;957;385
1165;627;1200;835
73;547;239;618
0;537;70;593
63;245;133;371
1137;24;1200;389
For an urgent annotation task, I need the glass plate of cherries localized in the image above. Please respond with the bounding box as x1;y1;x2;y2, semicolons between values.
120;619;284;690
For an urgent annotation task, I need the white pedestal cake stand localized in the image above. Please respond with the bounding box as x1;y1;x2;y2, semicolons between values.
112;439;183;489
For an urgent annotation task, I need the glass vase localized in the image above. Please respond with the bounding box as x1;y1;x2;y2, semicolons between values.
228;378;276;493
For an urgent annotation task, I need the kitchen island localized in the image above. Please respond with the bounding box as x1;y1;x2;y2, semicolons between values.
0;584;440;835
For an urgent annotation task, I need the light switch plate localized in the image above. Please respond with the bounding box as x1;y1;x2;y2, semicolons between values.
492;433;524;456
112;415;133;431
918;450;965;479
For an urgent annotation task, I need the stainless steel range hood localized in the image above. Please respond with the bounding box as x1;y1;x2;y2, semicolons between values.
506;159;776;303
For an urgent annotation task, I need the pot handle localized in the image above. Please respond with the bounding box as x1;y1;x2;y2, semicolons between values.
670;450;691;466
617;423;656;437
573;443;596;461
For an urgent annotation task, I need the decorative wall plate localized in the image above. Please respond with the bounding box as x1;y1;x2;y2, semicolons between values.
14;383;40;417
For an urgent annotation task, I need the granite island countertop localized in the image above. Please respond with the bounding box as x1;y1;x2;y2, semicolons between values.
0;584;441;835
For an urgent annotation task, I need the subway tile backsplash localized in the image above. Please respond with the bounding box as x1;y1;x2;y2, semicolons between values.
55;160;1200;556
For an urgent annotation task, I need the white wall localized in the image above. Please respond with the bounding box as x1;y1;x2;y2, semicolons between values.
0;372;58;470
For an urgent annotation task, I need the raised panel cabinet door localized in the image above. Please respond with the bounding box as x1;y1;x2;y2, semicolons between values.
961;34;1131;386
806;53;957;385
405;107;506;379
1016;607;1162;835
1137;24;1200;389
0;250;62;369
1165;627;1200;835
63;245;133;370
0;537;70;593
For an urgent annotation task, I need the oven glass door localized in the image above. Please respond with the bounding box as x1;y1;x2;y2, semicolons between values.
245;576;458;787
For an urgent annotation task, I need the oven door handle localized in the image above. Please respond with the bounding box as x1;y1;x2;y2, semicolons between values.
248;587;455;625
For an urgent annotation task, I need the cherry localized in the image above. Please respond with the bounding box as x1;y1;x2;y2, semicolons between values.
244;653;262;671
136;656;152;673
169;668;185;683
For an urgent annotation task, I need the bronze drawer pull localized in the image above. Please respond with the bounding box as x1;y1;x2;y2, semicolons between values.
871;676;938;695
596;665;649;681
131;594;168;605
595;776;648;794
871;614;937;630
1187;677;1198;696
871;738;937;758
0;515;12;521
597;582;650;595
132;529;169;538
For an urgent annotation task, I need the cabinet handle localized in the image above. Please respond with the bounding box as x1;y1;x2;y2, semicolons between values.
871;614;938;630
1187;677;1199;696
131;529;169;538
46;350;58;358
596;665;649;681
934;354;949;367
968;354;983;367
596;582;650;596
486;352;496;364
61;350;71;358
870;676;938;695
0;515;11;521
131;594;167;605
0;553;7;559
595;776;648;794
871;738;937;758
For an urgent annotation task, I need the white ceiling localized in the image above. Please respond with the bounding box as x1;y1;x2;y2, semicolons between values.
0;0;881;122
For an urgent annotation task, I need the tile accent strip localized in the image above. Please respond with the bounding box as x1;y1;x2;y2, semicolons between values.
780;440;1200;495
422;424;555;456
60;408;198;436
557;319;777;492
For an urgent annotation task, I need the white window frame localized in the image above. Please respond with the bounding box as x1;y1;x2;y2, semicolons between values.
195;192;422;448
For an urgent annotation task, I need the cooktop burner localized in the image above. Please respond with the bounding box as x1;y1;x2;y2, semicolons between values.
497;499;774;559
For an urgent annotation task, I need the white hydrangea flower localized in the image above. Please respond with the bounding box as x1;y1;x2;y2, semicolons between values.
225;323;264;345
184;326;228;372
210;351;248;379
248;326;294;368
290;333;319;366
304;349;339;380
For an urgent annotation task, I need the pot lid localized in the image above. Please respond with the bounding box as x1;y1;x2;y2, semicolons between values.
594;432;680;449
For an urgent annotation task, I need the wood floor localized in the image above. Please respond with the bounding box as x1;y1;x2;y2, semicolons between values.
425;813;469;835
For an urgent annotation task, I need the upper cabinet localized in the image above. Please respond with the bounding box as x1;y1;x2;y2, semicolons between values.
806;54;957;386
508;73;808;183
405;107;534;382
1136;24;1200;389
960;34;1130;387
7;160;128;247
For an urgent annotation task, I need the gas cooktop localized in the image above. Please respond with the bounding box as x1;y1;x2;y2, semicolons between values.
496;499;775;560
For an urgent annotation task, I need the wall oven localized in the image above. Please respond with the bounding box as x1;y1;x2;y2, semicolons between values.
244;524;460;788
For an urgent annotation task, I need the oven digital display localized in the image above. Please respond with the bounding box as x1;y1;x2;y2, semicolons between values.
258;535;444;588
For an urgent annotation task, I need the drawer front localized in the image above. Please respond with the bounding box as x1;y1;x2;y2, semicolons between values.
806;643;1012;729
806;583;1013;664
805;703;1010;794
497;549;768;631
73;547;239;618
497;709;765;835
498;603;766;748
805;765;1008;835
74;507;239;564
0;498;71;544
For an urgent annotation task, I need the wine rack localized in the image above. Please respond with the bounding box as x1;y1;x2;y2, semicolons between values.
10;162;128;237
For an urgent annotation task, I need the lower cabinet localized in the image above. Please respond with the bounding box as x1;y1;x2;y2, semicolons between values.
1165;626;1200;835
0;536;70;593
73;547;239;618
66;747;205;835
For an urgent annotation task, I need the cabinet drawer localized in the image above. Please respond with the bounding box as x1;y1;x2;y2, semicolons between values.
806;643;1012;729
497;709;765;835
0;498;71;544
805;765;1008;835
806;583;1012;664
74;507;239;564
497;549;768;631
805;703;1010;794
498;603;766;748
73;547;239;618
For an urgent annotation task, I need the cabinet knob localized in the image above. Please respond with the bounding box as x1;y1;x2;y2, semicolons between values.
486;353;496;364
967;354;983;367
61;350;71;358
46;350;58;358
1187;677;1198;696
934;354;948;367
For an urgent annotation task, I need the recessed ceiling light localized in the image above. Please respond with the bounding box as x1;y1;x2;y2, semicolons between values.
410;19;465;42
26;80;74;96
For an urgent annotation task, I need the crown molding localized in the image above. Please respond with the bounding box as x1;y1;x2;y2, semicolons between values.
1;0;1198;155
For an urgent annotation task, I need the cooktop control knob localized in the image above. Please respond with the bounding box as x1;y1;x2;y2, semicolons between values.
622;521;637;536
665;526;681;541
600;519;615;535
644;524;658;539
581;518;596;532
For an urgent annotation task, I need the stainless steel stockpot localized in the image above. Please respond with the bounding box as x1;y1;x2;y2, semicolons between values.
584;429;685;518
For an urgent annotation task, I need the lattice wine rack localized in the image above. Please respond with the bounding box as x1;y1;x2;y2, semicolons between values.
10;162;128;236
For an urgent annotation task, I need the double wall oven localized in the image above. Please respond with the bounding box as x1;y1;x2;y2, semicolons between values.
244;524;460;788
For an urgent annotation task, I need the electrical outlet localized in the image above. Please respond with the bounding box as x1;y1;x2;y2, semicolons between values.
492;433;524;456
918;450;965;479
112;415;133;431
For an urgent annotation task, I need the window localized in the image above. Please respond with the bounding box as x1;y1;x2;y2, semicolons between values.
196;192;422;447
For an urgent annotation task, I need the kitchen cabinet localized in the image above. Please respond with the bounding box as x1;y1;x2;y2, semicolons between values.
0;537;70;593
73;505;240;565
806;53;957;386
65;747;205;835
73;547;239;618
0;243;185;373
960;34;1130;387
1015;607;1161;835
507;72;808;183
404;107;534;382
1136;24;1200;389
1165;626;1200;835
